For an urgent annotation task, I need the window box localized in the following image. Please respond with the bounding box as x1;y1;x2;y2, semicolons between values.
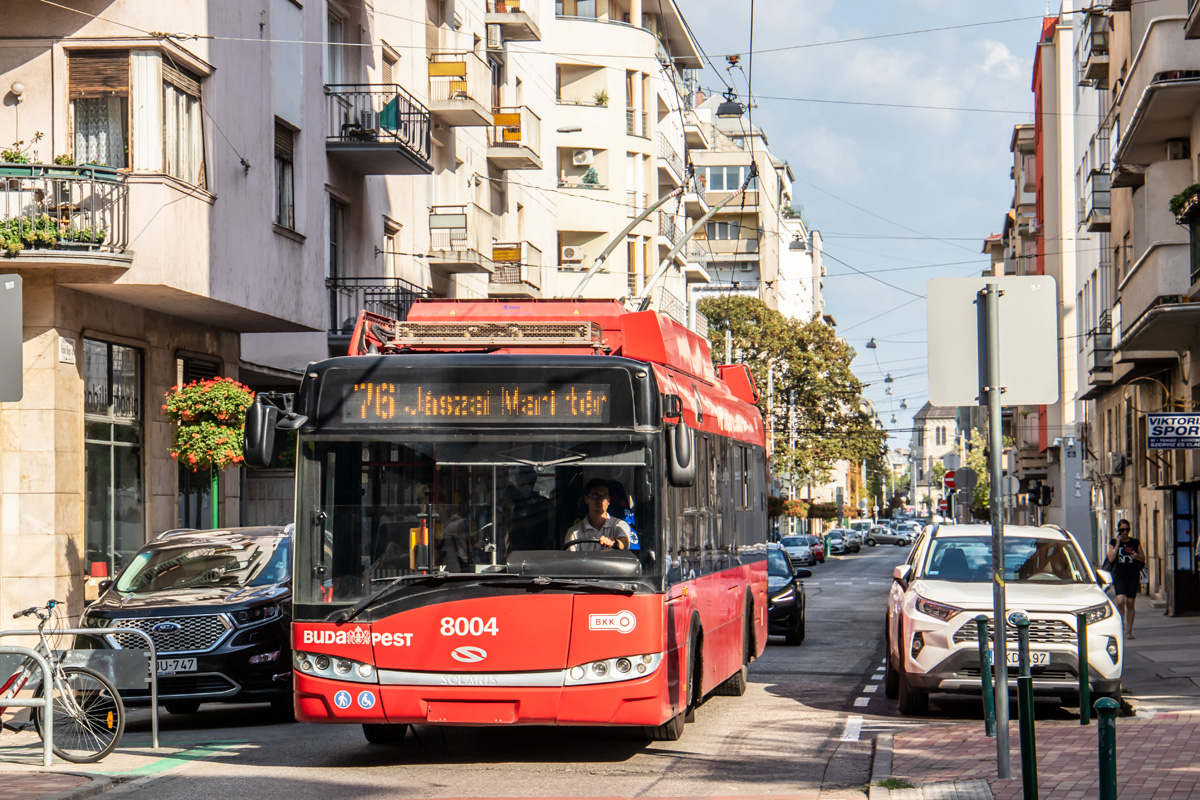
1170;183;1200;223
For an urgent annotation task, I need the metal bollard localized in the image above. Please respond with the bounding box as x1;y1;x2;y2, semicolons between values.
1076;611;1091;726
974;614;996;738
1013;613;1038;800
1096;697;1119;800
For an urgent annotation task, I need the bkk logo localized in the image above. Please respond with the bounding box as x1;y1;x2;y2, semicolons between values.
451;646;488;663
300;626;370;646
588;610;636;633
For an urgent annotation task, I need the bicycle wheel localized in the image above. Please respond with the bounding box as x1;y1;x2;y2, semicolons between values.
33;666;125;763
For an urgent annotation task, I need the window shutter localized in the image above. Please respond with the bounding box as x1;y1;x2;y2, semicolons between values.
382;54;396;86
275;121;294;161
69;50;130;98
161;62;201;97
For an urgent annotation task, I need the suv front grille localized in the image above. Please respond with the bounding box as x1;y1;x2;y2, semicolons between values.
108;615;231;654
952;618;1076;645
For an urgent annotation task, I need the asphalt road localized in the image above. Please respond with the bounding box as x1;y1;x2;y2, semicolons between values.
97;545;958;799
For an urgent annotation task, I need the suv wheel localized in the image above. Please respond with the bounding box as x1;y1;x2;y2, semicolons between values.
866;538;876;547
896;632;928;716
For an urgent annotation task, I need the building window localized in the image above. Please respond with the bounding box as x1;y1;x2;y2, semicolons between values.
382;50;397;85
327;13;346;84
274;121;295;229
327;194;348;279
706;221;741;240
69;51;130;169
84;338;144;578
176;356;220;529
162;62;205;186
704;166;757;192
1190;218;1200;285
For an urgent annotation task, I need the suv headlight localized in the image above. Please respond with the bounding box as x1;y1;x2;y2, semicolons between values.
79;614;109;628
1080;601;1114;625
915;595;963;622
234;605;282;626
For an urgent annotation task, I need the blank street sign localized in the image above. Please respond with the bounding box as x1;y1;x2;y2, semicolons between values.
927;276;1058;407
0;275;21;402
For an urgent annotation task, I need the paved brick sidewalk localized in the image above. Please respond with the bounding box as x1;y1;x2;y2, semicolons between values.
0;772;107;800
888;712;1200;799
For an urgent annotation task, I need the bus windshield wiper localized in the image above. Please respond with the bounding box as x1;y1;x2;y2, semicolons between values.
337;573;487;624
480;576;637;595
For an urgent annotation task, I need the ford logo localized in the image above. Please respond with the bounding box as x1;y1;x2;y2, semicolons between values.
451;646;487;663
151;622;182;634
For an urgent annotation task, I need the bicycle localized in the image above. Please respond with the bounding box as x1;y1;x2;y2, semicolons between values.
0;600;126;762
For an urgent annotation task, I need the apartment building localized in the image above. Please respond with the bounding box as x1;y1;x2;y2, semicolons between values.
909;403;958;513
549;0;708;322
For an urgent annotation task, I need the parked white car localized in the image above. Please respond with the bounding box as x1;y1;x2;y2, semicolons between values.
779;535;814;567
885;523;1122;715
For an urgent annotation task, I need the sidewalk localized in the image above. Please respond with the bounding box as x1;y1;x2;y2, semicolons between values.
874;604;1200;799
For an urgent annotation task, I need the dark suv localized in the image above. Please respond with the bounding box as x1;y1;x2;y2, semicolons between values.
80;525;292;716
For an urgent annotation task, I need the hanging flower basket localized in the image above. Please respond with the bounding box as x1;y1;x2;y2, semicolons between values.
1170;183;1200;224
163;378;255;471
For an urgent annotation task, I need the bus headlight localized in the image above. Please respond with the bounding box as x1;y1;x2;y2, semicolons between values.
564;652;662;686
293;651;378;684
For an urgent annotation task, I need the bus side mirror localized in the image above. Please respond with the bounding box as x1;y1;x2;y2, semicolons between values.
243;398;280;468
666;422;695;487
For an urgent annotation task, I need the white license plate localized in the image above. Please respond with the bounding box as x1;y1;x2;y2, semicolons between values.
987;650;1050;666
156;658;197;675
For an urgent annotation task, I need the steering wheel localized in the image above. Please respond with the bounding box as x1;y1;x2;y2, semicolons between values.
563;537;612;550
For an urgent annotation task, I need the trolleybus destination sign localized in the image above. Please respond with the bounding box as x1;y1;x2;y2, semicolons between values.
342;381;612;424
1147;413;1200;449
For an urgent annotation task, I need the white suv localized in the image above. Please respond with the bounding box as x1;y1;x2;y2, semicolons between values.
885;523;1122;715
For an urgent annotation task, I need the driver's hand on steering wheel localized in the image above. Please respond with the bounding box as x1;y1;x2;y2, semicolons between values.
599;535;623;549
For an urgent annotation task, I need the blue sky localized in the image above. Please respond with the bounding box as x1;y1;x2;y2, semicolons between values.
681;1;1055;451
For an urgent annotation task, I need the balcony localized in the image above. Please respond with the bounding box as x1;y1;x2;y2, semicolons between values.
1187;0;1200;40
325;85;433;175
684;240;711;284
1085;169;1111;232
487;106;542;170
428;52;493;127
626;190;648;219
684;112;710;151
427;203;494;275
1114;17;1200;166
656;286;688;327
326;276;430;337
0;164;130;280
1116;243;1192;353
1085;319;1114;385
706;188;759;209
657;133;684;182
625;107;648;138
683;174;709;217
1081;12;1110;83
488;242;543;298
486;0;541;42
658;212;681;248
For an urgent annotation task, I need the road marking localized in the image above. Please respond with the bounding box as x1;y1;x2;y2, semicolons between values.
863;685;878;693
868;581;889;586
853;697;870;707
869;673;883;680
835;581;853;585
841;715;864;741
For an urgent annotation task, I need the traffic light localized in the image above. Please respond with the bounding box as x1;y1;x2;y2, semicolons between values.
1026;481;1040;506
1038;485;1053;506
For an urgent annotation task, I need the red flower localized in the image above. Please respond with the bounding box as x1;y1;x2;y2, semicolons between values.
187;454;197;464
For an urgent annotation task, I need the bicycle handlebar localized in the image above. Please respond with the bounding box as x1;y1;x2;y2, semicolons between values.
12;600;62;619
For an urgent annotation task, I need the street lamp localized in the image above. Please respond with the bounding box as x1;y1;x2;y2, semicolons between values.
865;338;877;349
716;88;745;118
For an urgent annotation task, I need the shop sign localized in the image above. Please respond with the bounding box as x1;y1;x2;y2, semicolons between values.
1147;413;1200;449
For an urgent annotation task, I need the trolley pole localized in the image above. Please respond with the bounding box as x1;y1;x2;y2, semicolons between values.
981;282;1011;780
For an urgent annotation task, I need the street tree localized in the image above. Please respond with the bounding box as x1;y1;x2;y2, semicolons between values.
698;296;885;485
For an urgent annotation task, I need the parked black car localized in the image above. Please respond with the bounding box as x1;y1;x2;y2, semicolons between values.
80;525;293;716
767;544;810;646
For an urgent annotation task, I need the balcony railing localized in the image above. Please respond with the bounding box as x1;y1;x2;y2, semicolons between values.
658;212;680;246
626;190;648;218
326;276;430;335
1085;324;1114;378
657;286;687;326
695;311;709;339
428;52;492;125
0;164;128;255
1081;12;1110;82
485;0;540;41
1086;169;1111;232
487;106;542;169
324;84;432;173
686;240;709;269
490;241;543;290
657;132;684;178
429;203;491;252
625;107;648;137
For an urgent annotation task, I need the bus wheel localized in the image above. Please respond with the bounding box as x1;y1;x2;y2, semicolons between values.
643;710;685;741
714;611;751;696
363;723;409;745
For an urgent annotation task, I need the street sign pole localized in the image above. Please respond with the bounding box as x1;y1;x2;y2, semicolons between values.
981;281;1011;780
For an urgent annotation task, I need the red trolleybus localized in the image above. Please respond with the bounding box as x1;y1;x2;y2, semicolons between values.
243;300;769;743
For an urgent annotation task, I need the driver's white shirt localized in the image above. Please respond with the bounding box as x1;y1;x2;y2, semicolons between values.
565;515;631;551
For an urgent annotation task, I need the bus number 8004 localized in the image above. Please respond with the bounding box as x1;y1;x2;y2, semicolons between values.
440;617;500;637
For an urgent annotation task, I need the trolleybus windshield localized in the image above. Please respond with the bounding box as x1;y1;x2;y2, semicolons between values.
296;434;657;607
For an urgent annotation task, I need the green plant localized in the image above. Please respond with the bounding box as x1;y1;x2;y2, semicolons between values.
1;131;44;163
875;779;915;791
593;88;609;107
582;166;599;185
1170;183;1200;219
53;154;75;166
162;378;256;471
0;214;60;255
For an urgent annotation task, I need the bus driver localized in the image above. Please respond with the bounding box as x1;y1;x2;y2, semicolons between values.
565;479;631;551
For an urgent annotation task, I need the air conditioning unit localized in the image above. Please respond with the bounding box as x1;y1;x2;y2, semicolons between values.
561;245;584;263
1167;139;1190;160
572;149;594;166
1108;452;1125;475
487;23;501;50
358;109;378;131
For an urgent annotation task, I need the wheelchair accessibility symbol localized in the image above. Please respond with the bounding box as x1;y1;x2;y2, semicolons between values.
333;690;352;709
358;690;376;709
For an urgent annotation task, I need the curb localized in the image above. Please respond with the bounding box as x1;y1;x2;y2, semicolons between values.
31;774;118;800
868;732;893;800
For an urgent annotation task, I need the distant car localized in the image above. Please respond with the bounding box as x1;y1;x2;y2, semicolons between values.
81;525;293;717
835;528;861;553
849;520;873;537
826;531;848;556
805;535;825;563
767;544;810;645
885;523;1122;715
896;521;922;541
866;525;911;547
780;535;814;567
